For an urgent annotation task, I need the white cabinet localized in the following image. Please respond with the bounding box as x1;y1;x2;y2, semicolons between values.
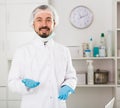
0;87;7;108
116;87;120;100
117;101;120;108
6;3;47;59
0;101;7;108
0;87;7;100
0;59;8;86
7;4;39;32
7;32;35;60
8;101;21;108
7;89;21;100
0;3;7;108
0;4;7;86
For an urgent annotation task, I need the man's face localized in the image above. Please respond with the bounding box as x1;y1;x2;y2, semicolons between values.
33;9;55;38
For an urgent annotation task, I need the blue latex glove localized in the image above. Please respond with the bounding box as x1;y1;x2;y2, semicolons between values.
22;78;40;88
58;85;74;100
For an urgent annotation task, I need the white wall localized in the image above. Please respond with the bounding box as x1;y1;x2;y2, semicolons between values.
51;0;113;46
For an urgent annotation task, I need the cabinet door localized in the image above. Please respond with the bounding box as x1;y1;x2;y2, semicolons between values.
7;4;40;32
0;88;7;107
8;101;21;108
0;58;8;86
6;4;39;59
7;32;35;60
0;87;7;100
0;101;7;108
8;89;21;100
117;100;120;108
0;4;7;86
116;87;120;100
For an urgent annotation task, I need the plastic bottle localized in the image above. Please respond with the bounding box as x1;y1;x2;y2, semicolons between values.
89;37;93;57
106;31;112;57
86;60;94;84
93;45;99;57
99;33;106;57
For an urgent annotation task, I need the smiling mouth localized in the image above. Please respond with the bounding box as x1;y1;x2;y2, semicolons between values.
41;29;49;32
39;27;50;31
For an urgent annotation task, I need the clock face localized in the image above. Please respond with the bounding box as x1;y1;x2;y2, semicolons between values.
69;6;93;29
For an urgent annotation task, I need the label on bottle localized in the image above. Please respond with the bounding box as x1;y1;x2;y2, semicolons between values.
82;43;89;57
99;46;106;57
85;49;91;57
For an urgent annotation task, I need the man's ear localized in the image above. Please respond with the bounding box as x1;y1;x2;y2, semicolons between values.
54;21;56;27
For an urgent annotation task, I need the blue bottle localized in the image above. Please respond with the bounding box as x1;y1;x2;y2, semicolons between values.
93;46;99;57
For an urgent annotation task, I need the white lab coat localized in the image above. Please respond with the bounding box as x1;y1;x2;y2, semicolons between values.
8;33;77;108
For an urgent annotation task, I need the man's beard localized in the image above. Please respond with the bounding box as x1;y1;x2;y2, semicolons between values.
39;26;50;38
40;33;49;38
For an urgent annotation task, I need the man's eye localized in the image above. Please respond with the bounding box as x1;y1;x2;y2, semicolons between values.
37;19;42;22
46;19;52;22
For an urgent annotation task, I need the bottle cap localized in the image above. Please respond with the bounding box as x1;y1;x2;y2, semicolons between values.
85;49;91;52
90;37;93;41
101;33;104;37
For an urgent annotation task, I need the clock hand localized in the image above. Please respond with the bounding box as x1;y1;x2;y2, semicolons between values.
80;15;86;18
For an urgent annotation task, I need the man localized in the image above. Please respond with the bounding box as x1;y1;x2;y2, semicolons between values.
8;4;77;108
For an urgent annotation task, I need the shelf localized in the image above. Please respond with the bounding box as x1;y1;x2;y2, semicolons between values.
77;83;115;88
117;0;120;3
117;85;120;87
117;28;120;31
117;57;120;59
0;86;7;87
72;57;115;60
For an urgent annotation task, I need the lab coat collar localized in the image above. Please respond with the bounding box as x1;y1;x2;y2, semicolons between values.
33;32;55;47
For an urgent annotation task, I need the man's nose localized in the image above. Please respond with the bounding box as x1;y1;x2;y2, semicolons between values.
42;20;47;26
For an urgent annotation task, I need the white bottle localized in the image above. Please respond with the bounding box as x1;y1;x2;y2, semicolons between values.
89;37;93;57
106;31;112;57
87;60;94;84
99;33;106;57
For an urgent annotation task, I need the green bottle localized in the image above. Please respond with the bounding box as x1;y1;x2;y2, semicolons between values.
99;33;106;57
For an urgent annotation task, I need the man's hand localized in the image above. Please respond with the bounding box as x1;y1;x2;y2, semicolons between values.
58;85;74;100
22;78;40;88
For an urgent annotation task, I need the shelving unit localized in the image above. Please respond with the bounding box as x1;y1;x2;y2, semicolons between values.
67;1;117;107
72;58;115;84
72;57;115;60
115;0;120;107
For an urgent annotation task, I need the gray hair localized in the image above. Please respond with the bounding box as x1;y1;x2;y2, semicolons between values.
31;4;59;26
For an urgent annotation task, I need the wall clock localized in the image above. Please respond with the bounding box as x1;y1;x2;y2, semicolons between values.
69;5;94;29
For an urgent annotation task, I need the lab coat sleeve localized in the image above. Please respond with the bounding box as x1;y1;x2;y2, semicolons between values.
61;48;77;90
8;48;33;95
